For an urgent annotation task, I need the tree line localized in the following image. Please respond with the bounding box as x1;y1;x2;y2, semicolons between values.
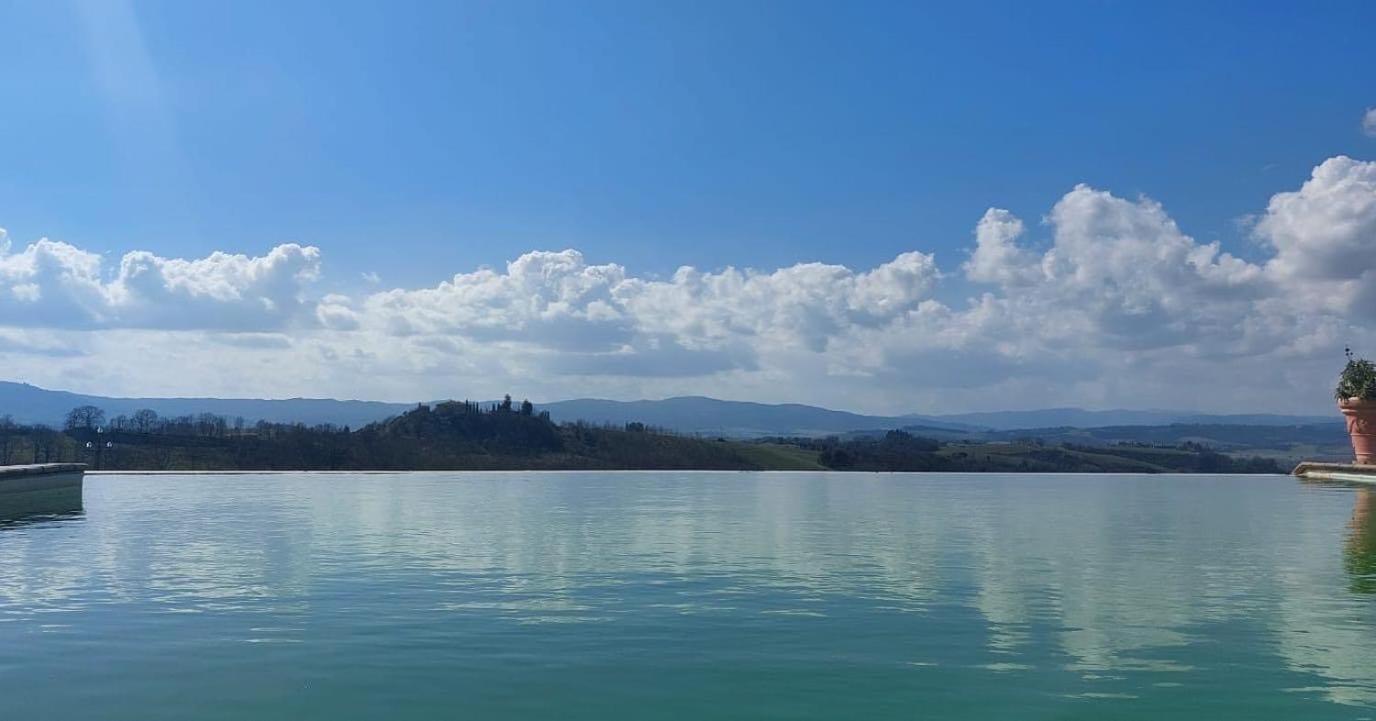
0;397;738;470
0;403;1286;473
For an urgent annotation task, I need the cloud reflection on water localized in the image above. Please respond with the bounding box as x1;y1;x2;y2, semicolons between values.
1;473;1374;708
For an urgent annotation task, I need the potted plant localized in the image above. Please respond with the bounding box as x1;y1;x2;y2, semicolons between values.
1337;348;1376;465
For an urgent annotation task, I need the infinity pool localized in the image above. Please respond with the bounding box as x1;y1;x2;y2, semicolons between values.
2;472;1374;719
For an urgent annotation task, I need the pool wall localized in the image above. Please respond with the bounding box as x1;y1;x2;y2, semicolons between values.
0;464;86;496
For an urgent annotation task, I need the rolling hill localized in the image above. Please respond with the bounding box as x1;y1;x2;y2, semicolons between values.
0;381;1341;442
0;381;411;428
929;407;1335;430
535;396;973;436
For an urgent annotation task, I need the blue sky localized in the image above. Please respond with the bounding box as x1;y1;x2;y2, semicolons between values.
4;1;1372;288
1;1;1375;412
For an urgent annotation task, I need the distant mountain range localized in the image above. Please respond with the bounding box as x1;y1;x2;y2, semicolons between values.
535;396;975;436
927;407;1337;431
0;381;411;429
869;422;1349;464
0;381;1338;436
535;399;1336;435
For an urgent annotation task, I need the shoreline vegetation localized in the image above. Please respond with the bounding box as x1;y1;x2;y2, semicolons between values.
0;398;1284;474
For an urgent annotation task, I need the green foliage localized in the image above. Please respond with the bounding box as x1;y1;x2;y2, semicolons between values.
817;430;942;470
1337;347;1376;401
731;443;826;470
0;400;795;471
797;432;1284;473
0;401;1285;473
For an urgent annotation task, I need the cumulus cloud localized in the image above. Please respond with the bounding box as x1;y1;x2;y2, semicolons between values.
352;248;940;359
315;294;362;331
359;250;634;351
964;208;1041;286
622;251;939;353
0;233;321;330
966;184;1272;356
1;155;1374;414
1256;156;1376;313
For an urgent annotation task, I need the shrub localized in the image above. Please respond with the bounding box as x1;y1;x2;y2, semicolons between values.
1336;347;1376;401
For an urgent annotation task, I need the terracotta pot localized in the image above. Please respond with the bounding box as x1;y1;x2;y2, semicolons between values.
1339;398;1376;465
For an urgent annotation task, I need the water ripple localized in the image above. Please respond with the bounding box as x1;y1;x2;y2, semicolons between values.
1;472;1374;719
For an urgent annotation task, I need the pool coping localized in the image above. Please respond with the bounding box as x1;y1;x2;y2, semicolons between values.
0;464;86;495
1293;461;1376;484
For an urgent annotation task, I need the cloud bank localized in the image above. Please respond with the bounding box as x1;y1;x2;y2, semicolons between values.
0;236;321;330
2;156;1374;414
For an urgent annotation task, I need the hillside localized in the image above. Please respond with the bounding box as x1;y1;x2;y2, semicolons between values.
0;400;819;471
0;381;410;428
0;401;1285;474
536;396;970;436
883;421;1350;465
799;431;1284;474
0;380;1339;440
930;407;1335;430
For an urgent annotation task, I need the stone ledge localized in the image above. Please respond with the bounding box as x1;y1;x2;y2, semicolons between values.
0;464;86;495
0;463;87;478
1293;461;1376;483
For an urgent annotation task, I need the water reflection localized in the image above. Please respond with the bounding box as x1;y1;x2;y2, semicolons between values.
1345;488;1376;594
0;487;83;529
3;473;1376;715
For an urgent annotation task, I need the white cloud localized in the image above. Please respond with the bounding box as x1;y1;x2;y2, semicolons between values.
315;294;361;331
1;155;1374;414
0;329;88;358
0;235;321;330
1256;156;1376;314
966;184;1272;357
621;251;940;353
347;248;940;359
964;208;1040;286
359;249;635;351
1364;107;1376;138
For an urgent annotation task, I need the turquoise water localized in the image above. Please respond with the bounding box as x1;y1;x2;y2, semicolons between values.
3;472;1376;719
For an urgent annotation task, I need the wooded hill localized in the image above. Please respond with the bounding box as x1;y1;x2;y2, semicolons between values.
0;400;1284;473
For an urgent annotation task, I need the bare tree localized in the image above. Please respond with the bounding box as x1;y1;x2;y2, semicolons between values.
132;408;159;434
30;426;59;463
64;405;106;432
0;414;14;464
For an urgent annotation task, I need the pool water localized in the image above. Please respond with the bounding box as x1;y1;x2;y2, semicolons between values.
2;472;1374;719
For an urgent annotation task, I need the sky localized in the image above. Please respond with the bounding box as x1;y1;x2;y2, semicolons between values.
1;0;1375;414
